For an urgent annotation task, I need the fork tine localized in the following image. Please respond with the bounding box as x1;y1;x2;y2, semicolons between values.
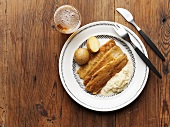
114;22;120;28
112;23;119;33
113;23;118;30
114;24;120;30
113;22;125;37
115;22;126;33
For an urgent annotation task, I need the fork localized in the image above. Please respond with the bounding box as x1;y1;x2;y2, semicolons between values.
113;23;162;79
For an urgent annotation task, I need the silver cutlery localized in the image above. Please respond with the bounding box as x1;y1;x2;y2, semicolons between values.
113;23;162;79
116;8;165;61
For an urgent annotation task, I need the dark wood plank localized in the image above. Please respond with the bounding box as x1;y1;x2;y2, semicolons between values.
6;0;62;126
158;0;170;126
0;0;7;126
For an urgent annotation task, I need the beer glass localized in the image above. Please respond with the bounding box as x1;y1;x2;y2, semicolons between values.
54;5;81;34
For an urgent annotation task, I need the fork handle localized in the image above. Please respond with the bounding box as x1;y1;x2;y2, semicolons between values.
138;30;165;61
134;47;162;79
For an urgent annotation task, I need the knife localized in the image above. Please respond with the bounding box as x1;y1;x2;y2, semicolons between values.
116;8;165;61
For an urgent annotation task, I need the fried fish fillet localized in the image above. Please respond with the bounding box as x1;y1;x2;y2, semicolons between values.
77;39;116;79
85;54;128;94
83;46;123;85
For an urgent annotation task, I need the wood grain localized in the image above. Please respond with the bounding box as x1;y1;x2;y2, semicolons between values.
0;0;169;126
0;0;7;126
158;1;170;126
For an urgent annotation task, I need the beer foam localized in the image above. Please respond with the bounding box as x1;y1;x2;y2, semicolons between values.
54;5;81;33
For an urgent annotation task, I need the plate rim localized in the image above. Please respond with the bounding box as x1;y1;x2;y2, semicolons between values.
59;21;149;112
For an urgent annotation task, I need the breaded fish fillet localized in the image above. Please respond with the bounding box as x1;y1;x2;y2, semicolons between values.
77;39;116;79
83;46;123;85
85;54;128;94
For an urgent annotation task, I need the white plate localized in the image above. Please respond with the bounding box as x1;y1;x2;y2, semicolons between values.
59;21;149;112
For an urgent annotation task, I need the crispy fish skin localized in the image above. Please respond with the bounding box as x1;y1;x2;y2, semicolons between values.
83;46;122;85
85;54;128;94
77;39;116;79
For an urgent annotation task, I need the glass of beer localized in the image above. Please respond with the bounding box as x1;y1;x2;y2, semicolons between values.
54;5;81;34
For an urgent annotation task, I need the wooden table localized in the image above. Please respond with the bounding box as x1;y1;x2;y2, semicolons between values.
0;0;169;126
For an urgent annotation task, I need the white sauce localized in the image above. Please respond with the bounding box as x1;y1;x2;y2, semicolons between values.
100;57;133;96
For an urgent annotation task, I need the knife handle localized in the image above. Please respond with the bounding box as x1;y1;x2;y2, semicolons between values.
138;30;165;61
134;47;162;79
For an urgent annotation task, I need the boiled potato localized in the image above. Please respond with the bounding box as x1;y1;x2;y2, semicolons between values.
86;36;100;53
74;48;90;65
